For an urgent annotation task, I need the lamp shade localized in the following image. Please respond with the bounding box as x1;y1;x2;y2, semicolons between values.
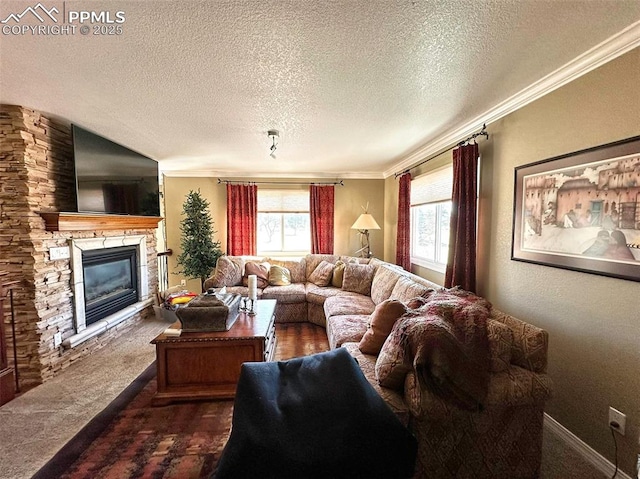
351;213;380;230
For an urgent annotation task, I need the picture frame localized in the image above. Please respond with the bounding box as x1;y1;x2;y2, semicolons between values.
511;135;640;282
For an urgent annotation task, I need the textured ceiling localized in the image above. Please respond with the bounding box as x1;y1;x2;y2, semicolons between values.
1;0;639;178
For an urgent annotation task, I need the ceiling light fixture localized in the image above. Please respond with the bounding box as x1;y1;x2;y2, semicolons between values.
267;129;279;158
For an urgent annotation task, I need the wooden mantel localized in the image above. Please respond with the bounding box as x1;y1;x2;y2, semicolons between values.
39;212;163;232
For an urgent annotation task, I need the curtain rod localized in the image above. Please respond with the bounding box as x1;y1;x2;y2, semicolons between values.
394;124;489;178
217;179;344;186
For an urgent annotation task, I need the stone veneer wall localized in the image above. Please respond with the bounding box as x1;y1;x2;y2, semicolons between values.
0;105;158;389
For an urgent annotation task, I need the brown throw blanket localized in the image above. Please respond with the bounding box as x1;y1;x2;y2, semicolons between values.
404;287;491;411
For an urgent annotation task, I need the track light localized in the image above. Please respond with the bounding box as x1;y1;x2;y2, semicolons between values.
268;129;279;159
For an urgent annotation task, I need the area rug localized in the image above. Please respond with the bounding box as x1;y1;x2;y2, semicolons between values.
33;362;234;479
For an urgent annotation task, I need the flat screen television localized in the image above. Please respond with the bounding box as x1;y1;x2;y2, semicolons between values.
72;125;160;216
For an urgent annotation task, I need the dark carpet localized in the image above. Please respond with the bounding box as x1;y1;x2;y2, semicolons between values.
33;362;234;479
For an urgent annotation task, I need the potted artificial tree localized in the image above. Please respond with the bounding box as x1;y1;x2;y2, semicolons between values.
176;190;223;292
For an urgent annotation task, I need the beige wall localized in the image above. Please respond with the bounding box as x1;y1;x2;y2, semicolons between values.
384;49;639;473
163;176;384;292
479;50;639;474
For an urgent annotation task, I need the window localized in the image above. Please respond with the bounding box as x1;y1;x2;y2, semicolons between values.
257;189;311;256
410;165;453;272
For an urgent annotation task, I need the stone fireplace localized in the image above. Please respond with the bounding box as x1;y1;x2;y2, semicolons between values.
0;105;161;390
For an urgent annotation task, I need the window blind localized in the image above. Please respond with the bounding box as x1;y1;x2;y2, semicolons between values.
258;189;310;212
411;165;453;206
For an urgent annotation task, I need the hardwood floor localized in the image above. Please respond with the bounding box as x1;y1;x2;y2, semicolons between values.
274;322;330;360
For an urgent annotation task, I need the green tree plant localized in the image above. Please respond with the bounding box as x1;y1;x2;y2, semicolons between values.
176;190;223;292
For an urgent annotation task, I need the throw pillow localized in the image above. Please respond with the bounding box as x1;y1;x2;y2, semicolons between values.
359;299;408;355
390;276;434;304
370;266;401;305
208;256;244;287
308;260;335;287
342;263;376;296
375;319;412;390
268;258;306;284
331;260;346;288
268;265;291;286
243;261;271;289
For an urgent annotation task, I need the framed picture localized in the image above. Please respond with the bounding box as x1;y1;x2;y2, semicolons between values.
511;135;640;282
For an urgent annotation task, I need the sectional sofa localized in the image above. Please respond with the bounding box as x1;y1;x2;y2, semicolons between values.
204;254;553;478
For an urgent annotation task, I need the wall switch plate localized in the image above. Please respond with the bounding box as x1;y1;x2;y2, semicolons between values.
180;279;186;286
53;332;62;348
50;246;70;261
609;407;626;435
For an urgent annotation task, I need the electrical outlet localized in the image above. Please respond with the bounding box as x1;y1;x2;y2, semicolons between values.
180;279;186;286
53;332;62;348
609;407;626;435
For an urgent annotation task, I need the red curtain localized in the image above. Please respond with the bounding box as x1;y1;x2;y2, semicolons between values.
226;184;257;256
310;185;335;254
445;143;479;292
395;172;411;270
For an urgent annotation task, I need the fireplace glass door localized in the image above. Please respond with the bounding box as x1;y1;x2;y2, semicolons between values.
82;246;138;325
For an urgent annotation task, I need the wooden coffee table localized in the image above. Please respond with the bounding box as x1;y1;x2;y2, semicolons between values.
151;299;277;405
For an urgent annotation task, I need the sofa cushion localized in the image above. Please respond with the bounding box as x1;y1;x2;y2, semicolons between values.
305;254;340;279
375;320;412;390
305;284;345;306
268;265;291;286
371;265;402;305
390;276;435;303
487;319;513;373
308;260;335;287
358;299;408;355
331;260;346;288
342;263;376;296
262;283;306;304
324;294;376;319
268;258;306;284
343;342;410;426
243;261;271;288
326;314;369;349
206;256;244;287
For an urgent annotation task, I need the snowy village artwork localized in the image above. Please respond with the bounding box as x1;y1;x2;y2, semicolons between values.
512;137;640;282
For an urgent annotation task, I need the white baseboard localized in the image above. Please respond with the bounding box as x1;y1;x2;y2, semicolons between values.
544;413;633;479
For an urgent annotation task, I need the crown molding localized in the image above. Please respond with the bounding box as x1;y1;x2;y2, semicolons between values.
160;169;385;180
384;20;640;178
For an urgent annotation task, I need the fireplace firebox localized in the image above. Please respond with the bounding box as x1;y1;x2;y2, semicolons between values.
82;246;138;325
